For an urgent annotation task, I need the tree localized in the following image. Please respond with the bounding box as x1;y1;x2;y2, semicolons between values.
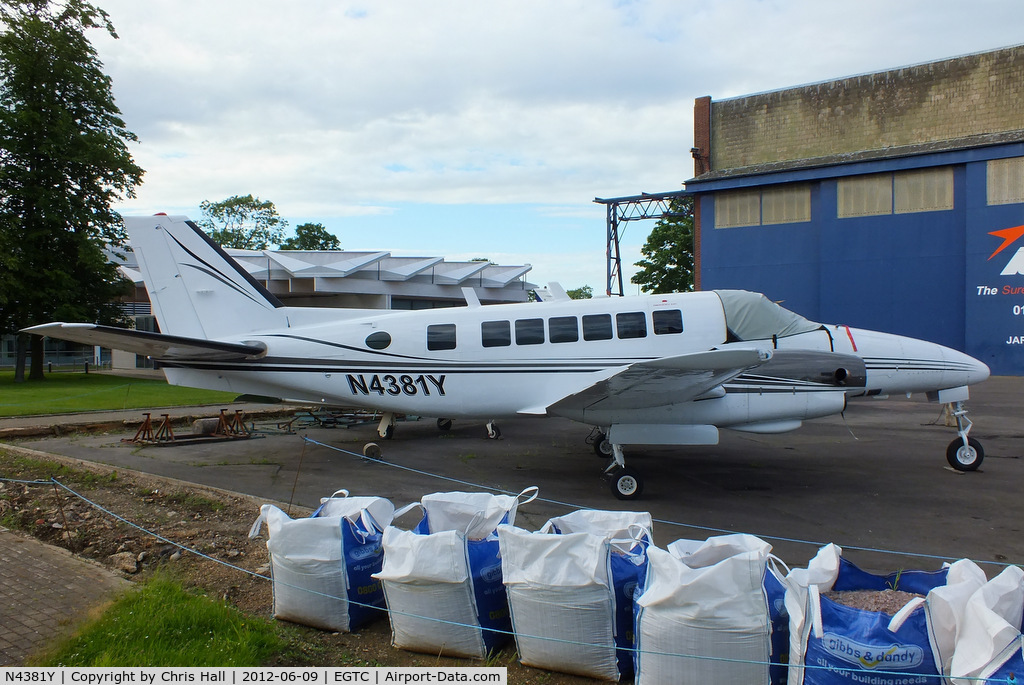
630;196;695;294
279;222;340;250
198;194;287;249
567;285;593;300
0;0;143;381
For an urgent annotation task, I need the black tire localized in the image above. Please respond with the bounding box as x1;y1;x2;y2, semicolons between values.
946;437;984;471
362;442;382;459
608;467;644;500
593;433;614;458
437;418;453;432
487;423;502;440
381;424;395;440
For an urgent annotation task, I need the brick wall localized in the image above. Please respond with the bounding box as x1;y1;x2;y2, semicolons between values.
710;45;1024;170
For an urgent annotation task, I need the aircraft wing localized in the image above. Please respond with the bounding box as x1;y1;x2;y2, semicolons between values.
547;347;772;414
22;323;266;361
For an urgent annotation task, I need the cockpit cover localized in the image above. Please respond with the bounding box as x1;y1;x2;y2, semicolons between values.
714;290;821;341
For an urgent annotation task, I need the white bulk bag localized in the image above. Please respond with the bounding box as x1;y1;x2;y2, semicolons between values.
374;526;486;657
248;497;393;632
540;508;653;680
314;488;395;531
950;565;1024;684
634;534;772;685
922;558;987;677
543;508;653;539
498;524;626;681
373;487;537;659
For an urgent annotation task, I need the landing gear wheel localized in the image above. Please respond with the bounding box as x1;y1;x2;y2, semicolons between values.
437;418;453;432
593;432;613;458
380;424;395;440
607;467;644;500
946;437;984;471
362;442;382;459
487;422;502;440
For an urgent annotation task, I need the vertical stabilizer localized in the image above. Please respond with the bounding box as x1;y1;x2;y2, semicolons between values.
125;215;286;340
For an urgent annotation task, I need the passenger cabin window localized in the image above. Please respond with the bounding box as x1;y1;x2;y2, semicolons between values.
365;331;392;350
616;312;647;339
549;316;579;343
481;320;511;348
515;318;545;345
653;309;683;335
582;314;613;341
427;323;456;351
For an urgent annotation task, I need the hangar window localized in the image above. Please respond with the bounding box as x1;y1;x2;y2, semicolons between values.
762;185;811;224
616;312;647;339
365;331;392;350
838;173;892;217
715;189;761;228
839;168;954;218
988;157;1024;205
426;323;456;351
582;314;613;341
515;318;545;345
653;309;683;335
549;316;579;343
895;168;953;213
715;185;810;227
481;320;510;348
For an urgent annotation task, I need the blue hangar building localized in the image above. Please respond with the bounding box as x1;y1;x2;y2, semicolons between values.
686;44;1024;376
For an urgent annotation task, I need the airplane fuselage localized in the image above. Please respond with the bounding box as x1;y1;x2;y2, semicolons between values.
158;289;987;442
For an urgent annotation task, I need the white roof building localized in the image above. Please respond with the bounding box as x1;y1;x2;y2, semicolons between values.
117;246;536;311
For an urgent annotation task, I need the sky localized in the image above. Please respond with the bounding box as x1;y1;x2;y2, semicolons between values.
90;0;1024;293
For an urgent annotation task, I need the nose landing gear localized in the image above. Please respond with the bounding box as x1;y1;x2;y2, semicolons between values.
946;401;984;471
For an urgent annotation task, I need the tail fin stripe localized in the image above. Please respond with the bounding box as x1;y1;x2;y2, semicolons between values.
179;262;271;308
174;221;283;308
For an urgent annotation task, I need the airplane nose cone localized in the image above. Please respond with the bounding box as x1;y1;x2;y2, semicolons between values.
964;354;991;386
940;345;990;387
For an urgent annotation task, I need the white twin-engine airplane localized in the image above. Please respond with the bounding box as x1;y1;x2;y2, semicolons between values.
27;215;991;499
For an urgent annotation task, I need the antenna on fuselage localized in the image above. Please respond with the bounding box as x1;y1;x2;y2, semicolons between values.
461;287;482;308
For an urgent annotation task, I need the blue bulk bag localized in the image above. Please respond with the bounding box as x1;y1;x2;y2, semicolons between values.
798;556;948;685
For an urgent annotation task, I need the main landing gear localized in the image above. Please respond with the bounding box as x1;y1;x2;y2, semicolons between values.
946;401;984;471
591;430;644;500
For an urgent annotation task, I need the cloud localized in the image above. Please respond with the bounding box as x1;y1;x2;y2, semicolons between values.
95;0;1024;270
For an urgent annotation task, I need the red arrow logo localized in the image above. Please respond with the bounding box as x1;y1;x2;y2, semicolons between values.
989;225;1024;260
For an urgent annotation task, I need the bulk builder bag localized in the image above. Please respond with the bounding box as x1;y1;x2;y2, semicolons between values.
248;491;394;632
497;520;647;681
373;487;538;659
541;509;653;680
786;544;961;685
949;565;1024;685
634;534;773;685
667;535;791;685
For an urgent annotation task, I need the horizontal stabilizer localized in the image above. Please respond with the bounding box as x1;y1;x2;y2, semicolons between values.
23;323;266;361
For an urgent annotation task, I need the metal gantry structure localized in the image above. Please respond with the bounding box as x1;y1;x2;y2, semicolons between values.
593;191;691;297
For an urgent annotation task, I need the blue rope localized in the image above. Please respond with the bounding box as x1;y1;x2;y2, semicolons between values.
300;436;1018;569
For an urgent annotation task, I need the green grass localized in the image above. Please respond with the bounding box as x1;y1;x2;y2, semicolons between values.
0;452;118;487
0;371;239;417
28;575;284;667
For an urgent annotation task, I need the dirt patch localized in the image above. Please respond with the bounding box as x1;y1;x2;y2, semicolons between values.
0;444;595;683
